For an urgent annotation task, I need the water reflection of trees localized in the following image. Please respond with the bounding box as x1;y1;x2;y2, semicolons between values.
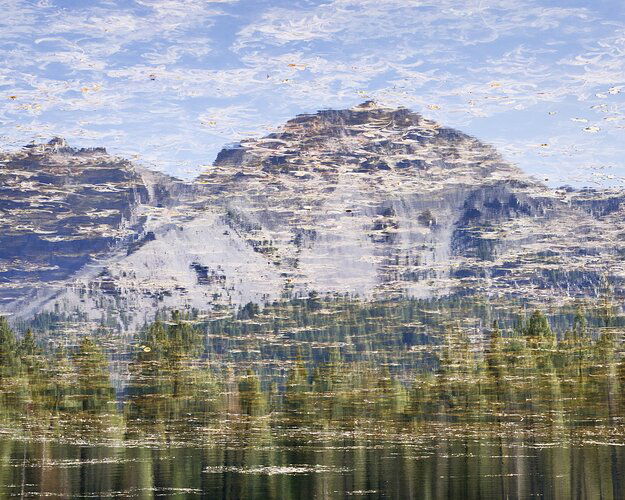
1;300;625;496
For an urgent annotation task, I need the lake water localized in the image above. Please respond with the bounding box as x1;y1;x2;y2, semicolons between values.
2;420;624;499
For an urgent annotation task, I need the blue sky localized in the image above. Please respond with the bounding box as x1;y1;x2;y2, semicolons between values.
1;0;624;186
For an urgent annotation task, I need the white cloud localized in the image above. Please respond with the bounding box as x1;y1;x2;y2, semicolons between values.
0;0;623;186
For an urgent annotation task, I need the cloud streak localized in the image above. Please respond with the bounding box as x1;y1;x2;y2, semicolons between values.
0;0;623;184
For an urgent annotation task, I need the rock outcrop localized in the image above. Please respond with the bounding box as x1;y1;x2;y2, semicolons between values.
2;102;625;330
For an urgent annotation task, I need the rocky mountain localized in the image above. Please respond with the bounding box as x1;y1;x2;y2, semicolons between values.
0;138;192;322
2;102;625;331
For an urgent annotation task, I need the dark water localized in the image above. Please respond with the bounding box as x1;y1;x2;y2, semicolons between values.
2;431;624;499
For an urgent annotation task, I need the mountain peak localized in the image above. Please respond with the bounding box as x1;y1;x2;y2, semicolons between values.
282;101;423;132
2;103;625;332
354;100;380;109
203;102;517;184
47;136;68;148
21;137;107;156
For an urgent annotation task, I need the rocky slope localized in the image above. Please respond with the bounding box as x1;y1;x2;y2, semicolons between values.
0;138;192;321
2;102;625;330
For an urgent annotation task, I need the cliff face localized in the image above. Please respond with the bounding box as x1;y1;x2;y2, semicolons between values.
0;139;192;319
193;102;623;301
2;103;625;330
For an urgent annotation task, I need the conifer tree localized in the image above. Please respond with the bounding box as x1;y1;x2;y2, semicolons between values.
0;316;18;378
284;353;311;421
599;275;616;328
486;320;505;378
238;369;263;416
572;307;588;339
524;310;552;338
18;329;42;376
19;329;38;356
73;337;113;412
144;319;168;357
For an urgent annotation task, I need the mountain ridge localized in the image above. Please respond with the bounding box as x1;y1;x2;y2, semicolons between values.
2;102;625;331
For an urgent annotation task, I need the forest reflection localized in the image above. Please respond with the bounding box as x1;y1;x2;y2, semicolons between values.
1;296;625;498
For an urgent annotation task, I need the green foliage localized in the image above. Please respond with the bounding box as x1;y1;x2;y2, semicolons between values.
524;310;552;338
284;353;311;422
237;369;264;416
572;307;588;339
0;317;18;378
72;337;114;411
599;275;616;327
139;311;203;364
238;302;260;320
0;296;624;450
19;330;38;357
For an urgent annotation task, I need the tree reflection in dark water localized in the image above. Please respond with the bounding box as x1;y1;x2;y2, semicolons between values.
0;299;625;498
1;434;623;499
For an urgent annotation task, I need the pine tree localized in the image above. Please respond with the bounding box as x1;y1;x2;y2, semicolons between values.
19;329;38;356
599;275;616;328
572;307;588;339
238;302;260;320
73;337;113;412
18;329;41;375
284;352;311;421
524;310;552;338
238;369;263;416
486;320;505;377
144;319;168;357
0;316;18;377
167;312;201;362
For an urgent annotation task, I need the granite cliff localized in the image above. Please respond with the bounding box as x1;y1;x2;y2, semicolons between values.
2;102;624;330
